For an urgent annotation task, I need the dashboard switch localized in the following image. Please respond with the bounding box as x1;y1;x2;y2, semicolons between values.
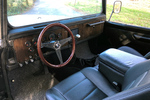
30;59;34;63
18;63;24;67
29;56;34;62
25;60;29;65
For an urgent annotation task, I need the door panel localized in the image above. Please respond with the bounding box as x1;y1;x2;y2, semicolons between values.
105;21;150;55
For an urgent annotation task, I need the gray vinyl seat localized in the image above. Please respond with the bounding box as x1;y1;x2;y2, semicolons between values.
118;46;150;59
46;59;150;100
118;46;143;57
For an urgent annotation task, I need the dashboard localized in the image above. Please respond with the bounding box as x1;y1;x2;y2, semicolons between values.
13;28;68;66
9;19;105;68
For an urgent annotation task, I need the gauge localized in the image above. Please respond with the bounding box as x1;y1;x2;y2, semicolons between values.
58;33;62;39
25;41;31;47
49;33;56;41
32;38;38;46
42;37;46;42
28;47;35;52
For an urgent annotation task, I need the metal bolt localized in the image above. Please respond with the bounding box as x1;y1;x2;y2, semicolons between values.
11;80;15;83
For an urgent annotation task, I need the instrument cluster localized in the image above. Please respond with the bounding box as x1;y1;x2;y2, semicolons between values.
19;32;63;67
24;33;62;51
25;37;38;52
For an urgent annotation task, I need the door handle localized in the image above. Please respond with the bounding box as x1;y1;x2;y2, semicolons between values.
87;21;105;27
134;34;150;41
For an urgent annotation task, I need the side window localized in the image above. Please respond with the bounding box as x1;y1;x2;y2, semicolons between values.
7;0;102;27
107;0;150;28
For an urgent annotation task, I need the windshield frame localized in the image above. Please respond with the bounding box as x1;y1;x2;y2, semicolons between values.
7;0;105;28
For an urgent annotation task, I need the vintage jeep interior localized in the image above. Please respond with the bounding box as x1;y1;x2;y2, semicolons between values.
0;0;150;100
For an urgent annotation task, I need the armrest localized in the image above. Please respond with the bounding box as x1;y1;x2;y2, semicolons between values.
99;48;146;74
98;48;147;85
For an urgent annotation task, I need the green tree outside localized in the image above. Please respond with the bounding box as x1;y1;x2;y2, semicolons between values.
7;0;35;16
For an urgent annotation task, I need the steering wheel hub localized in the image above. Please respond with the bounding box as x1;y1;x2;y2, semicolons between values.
54;41;61;50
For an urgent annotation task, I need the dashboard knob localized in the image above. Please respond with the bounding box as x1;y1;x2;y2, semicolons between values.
75;34;81;38
29;56;33;59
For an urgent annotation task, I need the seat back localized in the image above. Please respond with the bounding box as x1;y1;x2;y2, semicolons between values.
123;59;150;91
104;60;150;100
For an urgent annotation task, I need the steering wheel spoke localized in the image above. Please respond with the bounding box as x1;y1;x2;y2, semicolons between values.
55;49;63;64
60;37;72;46
41;41;54;49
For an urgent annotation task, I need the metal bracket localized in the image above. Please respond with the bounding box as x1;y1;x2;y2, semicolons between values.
0;39;6;48
8;40;14;46
0;39;13;48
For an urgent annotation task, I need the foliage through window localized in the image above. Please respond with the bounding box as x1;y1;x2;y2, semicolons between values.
107;0;150;28
7;0;102;27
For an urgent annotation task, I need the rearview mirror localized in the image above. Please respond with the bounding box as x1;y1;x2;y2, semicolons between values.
108;1;122;21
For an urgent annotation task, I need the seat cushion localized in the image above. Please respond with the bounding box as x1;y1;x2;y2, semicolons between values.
46;67;118;100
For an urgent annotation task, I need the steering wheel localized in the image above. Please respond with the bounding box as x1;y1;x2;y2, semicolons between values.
37;23;75;68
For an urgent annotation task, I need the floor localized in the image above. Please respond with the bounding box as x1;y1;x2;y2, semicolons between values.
8;61;59;100
7;41;97;100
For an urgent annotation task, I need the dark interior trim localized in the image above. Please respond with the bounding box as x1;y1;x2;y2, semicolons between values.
102;0;106;14
105;21;150;34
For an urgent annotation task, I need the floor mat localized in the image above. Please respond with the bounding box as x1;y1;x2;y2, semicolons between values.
75;41;96;59
8;61;59;100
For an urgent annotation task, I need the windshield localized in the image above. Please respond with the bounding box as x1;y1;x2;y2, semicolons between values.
7;0;102;27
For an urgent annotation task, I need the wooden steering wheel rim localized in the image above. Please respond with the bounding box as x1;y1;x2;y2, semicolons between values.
37;23;75;68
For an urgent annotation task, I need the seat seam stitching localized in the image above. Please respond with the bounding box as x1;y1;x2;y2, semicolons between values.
64;75;86;94
134;71;148;87
124;80;135;90
125;71;148;90
64;78;86;94
81;71;109;96
53;87;68;100
82;88;97;100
